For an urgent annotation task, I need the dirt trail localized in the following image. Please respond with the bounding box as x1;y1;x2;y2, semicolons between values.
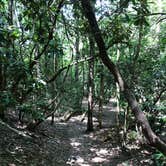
0;99;153;166
53;116;153;166
82;98;118;127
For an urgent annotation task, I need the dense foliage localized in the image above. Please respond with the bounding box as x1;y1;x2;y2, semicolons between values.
0;0;165;159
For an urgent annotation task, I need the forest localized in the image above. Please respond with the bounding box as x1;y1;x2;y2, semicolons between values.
0;0;166;165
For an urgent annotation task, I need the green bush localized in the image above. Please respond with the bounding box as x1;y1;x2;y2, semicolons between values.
153;151;166;166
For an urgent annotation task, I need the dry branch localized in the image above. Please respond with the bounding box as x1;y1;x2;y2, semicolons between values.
0;120;32;139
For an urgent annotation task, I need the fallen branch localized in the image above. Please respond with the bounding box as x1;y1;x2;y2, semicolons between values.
60;110;75;122
0;120;32;139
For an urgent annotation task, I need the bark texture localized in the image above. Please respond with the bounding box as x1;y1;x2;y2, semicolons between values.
80;0;166;155
87;36;95;131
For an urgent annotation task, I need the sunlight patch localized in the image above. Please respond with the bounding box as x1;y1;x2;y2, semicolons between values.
92;157;108;163
71;141;81;147
96;148;108;156
67;156;88;165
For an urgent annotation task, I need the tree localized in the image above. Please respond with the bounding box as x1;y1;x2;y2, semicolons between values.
80;0;166;155
98;63;104;129
87;35;95;131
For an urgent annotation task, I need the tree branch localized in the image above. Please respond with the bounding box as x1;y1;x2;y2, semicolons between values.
145;12;166;16
0;120;32;139
29;0;65;69
47;56;95;83
153;88;166;106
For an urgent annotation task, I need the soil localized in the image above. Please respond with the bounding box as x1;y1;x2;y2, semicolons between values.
0;99;155;166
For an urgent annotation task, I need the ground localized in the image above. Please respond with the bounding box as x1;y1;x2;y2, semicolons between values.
0;99;155;166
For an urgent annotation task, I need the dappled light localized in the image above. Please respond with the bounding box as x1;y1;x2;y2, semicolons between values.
0;0;166;165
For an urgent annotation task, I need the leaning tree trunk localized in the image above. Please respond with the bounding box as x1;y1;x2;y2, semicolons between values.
80;0;166;155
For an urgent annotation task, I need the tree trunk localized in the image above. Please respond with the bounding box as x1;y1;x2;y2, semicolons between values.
0;55;5;119
87;36;94;132
75;35;80;81
98;64;104;128
74;34;81;110
51;51;58;125
80;0;166;155
116;47;120;132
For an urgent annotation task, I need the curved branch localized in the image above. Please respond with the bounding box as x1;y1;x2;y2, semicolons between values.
153;88;166;106
47;56;95;83
29;0;65;69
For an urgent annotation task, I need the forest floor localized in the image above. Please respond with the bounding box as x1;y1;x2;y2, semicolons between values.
0;99;155;166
